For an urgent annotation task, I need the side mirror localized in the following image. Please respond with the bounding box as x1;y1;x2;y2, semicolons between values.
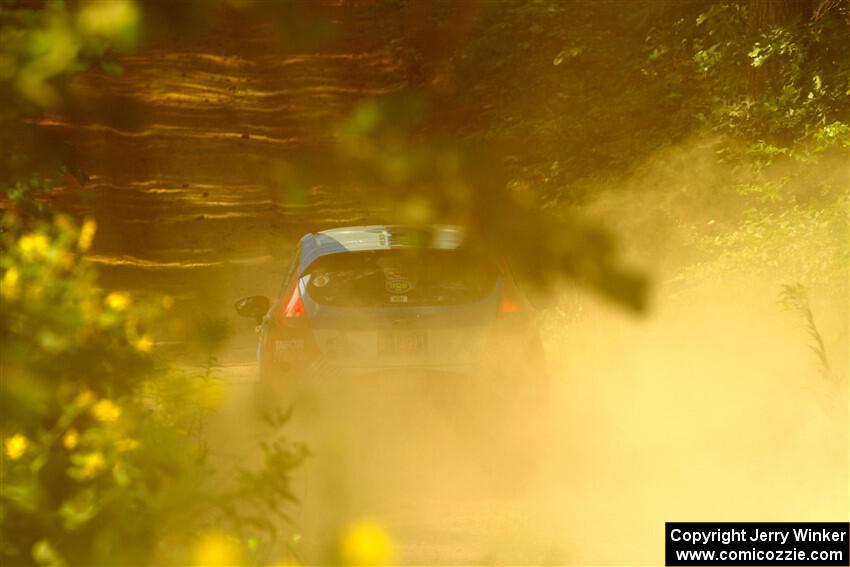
234;295;270;324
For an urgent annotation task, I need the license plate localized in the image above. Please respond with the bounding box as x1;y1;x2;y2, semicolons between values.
377;330;427;355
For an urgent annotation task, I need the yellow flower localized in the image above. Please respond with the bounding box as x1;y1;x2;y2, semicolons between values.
18;233;49;261
4;433;29;460
78;217;97;251
91;399;121;422
63;429;79;450
79;452;106;478
1;268;20;300
339;519;395;566
133;335;153;353
192;532;245;567
105;292;131;311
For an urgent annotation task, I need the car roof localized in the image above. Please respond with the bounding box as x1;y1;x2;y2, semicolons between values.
297;225;465;274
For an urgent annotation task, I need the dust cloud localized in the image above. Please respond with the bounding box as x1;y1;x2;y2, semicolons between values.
530;139;849;564
235;285;847;565
204;140;848;565
539;283;848;564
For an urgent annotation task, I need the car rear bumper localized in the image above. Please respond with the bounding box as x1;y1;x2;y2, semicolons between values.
258;319;545;381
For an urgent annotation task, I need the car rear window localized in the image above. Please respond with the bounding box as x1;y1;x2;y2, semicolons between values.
303;249;499;307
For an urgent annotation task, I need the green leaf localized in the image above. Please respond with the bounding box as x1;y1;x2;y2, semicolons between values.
32;540;66;567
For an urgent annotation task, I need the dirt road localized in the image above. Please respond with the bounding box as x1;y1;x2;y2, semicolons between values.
206;364;572;565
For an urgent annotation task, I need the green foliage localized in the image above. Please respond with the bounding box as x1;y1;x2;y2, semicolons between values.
405;0;848;192
0;211;305;566
2;175;62;224
0;0;140;107
652;0;850;160
696;193;847;284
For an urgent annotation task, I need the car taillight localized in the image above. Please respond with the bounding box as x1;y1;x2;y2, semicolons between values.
285;286;306;317
500;294;520;314
274;283;306;325
499;297;519;313
266;284;319;368
499;278;521;314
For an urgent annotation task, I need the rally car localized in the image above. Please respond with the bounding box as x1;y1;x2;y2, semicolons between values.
235;225;547;401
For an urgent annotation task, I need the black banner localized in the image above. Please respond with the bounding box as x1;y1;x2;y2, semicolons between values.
666;522;849;566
